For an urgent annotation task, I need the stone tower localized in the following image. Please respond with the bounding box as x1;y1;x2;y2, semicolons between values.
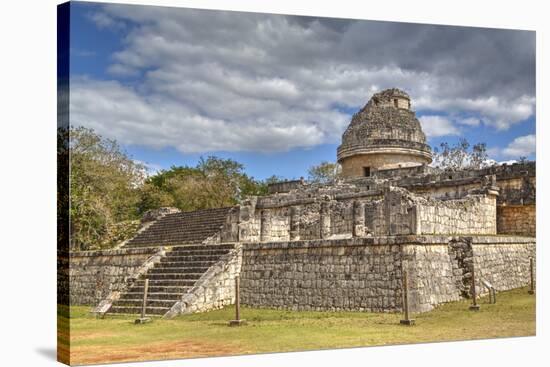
337;88;432;177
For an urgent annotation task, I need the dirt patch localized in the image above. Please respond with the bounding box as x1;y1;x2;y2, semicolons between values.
71;331;116;342
71;339;247;365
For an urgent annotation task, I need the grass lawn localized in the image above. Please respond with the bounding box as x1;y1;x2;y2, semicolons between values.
59;287;535;365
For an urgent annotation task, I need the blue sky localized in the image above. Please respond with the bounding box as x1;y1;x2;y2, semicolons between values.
69;1;536;180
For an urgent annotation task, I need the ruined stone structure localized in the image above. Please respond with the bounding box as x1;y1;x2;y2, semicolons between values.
337;88;432;176
67;88;536;318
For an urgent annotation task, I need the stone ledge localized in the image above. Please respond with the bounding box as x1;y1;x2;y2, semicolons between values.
238;234;536;251
69;247;159;258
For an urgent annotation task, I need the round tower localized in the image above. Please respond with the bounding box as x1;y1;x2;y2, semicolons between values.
337;88;432;177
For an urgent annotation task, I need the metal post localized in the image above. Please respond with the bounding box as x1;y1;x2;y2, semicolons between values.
528;258;535;295
135;278;151;324
469;266;480;311
400;270;415;325
229;276;246;326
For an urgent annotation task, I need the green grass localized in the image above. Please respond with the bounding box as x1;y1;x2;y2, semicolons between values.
62;287;535;365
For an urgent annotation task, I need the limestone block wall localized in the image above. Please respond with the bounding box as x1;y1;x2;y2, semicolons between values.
404;236;535;312
239;236;535;313
385;188;416;235
297;203;322;240
402;242;463;312
165;245;242;318
69;247;160;305
388;162;535;206
238;186;498;243
240;239;404;312
416;195;496;235
238;198;261;242
329;200;354;236
497;205;536;236
473;237;535;291
220;207;240;243
260;208;291;242
365;200;386;234
497;176;536;205
267;179;306;194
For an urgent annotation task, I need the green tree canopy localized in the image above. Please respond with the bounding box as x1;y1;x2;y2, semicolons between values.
69;127;146;250
140;156;269;213
68;129;278;250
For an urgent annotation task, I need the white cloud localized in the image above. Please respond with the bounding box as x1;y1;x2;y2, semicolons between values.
457;117;481;126
86;11;125;30
502;134;536;158
418;115;460;137
414;94;535;130
107;63;139;77
70;78;338;153
73;5;535;153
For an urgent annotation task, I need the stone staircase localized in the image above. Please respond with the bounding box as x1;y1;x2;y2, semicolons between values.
107;244;235;316
125;207;234;248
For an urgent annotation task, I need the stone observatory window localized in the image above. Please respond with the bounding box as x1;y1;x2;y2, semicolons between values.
394;99;398;107
363;167;371;177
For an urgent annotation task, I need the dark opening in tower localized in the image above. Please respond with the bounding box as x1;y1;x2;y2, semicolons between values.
363;167;371;177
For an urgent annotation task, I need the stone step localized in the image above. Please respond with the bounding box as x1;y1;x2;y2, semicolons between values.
128;285;191;293
152;214;227;221
134;279;197;287
149;267;210;274
170;244;235;251
144;273;203;280
164;209;231;217
140;222;225;230
149;215;227;221
120;292;184;300
113;298;178;308
129;234;216;241
143;223;227;231
160;211;230;220
128;237;218;245
124;207;233;248
157;260;218;268
108;305;170;315
131;230;222;238
160;255;225;263
166;247;231;257
125;241;204;247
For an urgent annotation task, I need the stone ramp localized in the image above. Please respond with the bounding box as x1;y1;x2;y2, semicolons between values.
125;207;233;248
107;244;235;316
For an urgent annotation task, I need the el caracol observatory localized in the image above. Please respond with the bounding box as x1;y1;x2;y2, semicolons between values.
68;86;535;319
337;88;433;177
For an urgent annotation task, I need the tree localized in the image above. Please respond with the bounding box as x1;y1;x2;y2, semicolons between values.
469;142;489;169
68;129;274;250
307;161;341;183
70;127;146;250
432;139;490;171
140;156;269;213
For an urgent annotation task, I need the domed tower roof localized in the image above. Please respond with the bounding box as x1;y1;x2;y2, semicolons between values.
337;88;432;177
